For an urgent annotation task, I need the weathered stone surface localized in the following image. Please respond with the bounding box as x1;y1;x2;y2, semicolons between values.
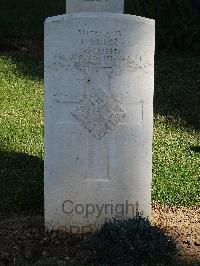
71;89;127;140
44;13;155;232
66;0;124;13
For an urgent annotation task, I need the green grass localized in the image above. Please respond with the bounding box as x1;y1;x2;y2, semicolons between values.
153;117;200;205
0;53;199;211
0;55;44;210
0;0;65;39
153;53;200;206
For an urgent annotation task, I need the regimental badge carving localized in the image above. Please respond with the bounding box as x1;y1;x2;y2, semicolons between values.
71;89;127;140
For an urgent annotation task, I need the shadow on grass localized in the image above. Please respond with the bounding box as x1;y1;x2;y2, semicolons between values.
0;53;44;81
0;0;65;40
154;53;200;131
0;150;43;211
190;146;200;153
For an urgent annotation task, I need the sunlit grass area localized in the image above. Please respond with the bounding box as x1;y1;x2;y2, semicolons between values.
153;116;200;205
0;55;44;210
153;54;200;206
0;53;199;211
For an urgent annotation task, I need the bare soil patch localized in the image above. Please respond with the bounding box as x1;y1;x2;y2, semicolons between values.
0;38;43;55
152;203;200;263
0;204;199;265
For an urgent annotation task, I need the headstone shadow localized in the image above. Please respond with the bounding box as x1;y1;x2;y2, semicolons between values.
72;216;180;265
0;150;43;211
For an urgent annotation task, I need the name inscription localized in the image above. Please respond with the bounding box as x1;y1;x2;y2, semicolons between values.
47;29;152;75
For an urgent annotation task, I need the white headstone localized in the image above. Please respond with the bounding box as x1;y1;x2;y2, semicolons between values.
66;0;124;13
44;13;155;232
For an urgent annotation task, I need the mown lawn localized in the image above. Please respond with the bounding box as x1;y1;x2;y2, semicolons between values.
0;55;44;210
153;53;200;206
0;0;65;39
0;53;199;211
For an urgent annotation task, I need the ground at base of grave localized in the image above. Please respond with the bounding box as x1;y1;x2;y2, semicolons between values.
0;204;199;265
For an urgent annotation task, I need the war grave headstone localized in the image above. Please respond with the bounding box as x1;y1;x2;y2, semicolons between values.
44;0;155;233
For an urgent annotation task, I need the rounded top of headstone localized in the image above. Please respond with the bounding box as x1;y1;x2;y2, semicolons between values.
45;13;155;26
66;0;124;13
